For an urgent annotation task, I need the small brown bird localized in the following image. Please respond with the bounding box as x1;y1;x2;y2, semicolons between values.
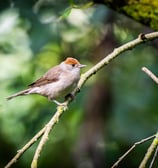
7;57;86;105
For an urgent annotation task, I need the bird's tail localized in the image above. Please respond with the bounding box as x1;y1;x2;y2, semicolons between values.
6;89;31;100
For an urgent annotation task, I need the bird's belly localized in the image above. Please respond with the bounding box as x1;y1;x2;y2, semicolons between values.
35;81;76;100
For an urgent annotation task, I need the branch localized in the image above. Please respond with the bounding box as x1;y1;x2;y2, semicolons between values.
139;68;158;168
111;134;156;168
139;132;158;168
142;67;158;84
31;105;68;168
5;31;158;168
4;127;46;168
111;66;158;168
149;144;158;168
73;32;158;92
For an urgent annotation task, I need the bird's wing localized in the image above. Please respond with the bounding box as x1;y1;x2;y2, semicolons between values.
28;66;61;87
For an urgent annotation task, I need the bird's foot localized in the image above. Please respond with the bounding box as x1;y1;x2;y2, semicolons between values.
53;100;68;111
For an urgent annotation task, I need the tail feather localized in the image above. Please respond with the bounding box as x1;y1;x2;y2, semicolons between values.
6;89;30;100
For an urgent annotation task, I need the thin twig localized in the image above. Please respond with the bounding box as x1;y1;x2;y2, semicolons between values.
149;144;158;168
5;31;158;168
139;132;158;168
142;67;158;84
111;134;156;168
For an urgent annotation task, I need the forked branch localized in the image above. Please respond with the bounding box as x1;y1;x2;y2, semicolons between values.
111;134;156;168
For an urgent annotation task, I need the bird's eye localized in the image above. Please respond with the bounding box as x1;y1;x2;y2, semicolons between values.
72;64;75;67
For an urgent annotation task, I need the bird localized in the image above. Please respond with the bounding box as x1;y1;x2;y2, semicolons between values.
6;57;86;105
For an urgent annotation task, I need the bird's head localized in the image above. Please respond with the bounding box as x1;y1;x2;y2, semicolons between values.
62;57;86;71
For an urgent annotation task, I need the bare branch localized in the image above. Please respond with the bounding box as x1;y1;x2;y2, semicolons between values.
112;65;158;168
111;134;156;168
4;127;46;168
5;31;158;168
149;144;158;168
31;105;68;168
141;68;158;167
73;32;158;92
139;132;158;168
142;67;158;84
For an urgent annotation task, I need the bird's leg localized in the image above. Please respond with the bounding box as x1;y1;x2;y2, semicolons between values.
53;100;65;106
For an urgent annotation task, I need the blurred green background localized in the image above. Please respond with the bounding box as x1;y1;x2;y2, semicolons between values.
0;1;158;168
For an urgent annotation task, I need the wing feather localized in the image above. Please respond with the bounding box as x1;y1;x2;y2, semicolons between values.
28;66;60;87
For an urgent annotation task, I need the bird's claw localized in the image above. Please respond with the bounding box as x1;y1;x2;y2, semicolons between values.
53;100;68;111
57;102;68;111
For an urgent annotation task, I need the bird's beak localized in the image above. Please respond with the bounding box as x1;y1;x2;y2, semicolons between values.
79;64;86;68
